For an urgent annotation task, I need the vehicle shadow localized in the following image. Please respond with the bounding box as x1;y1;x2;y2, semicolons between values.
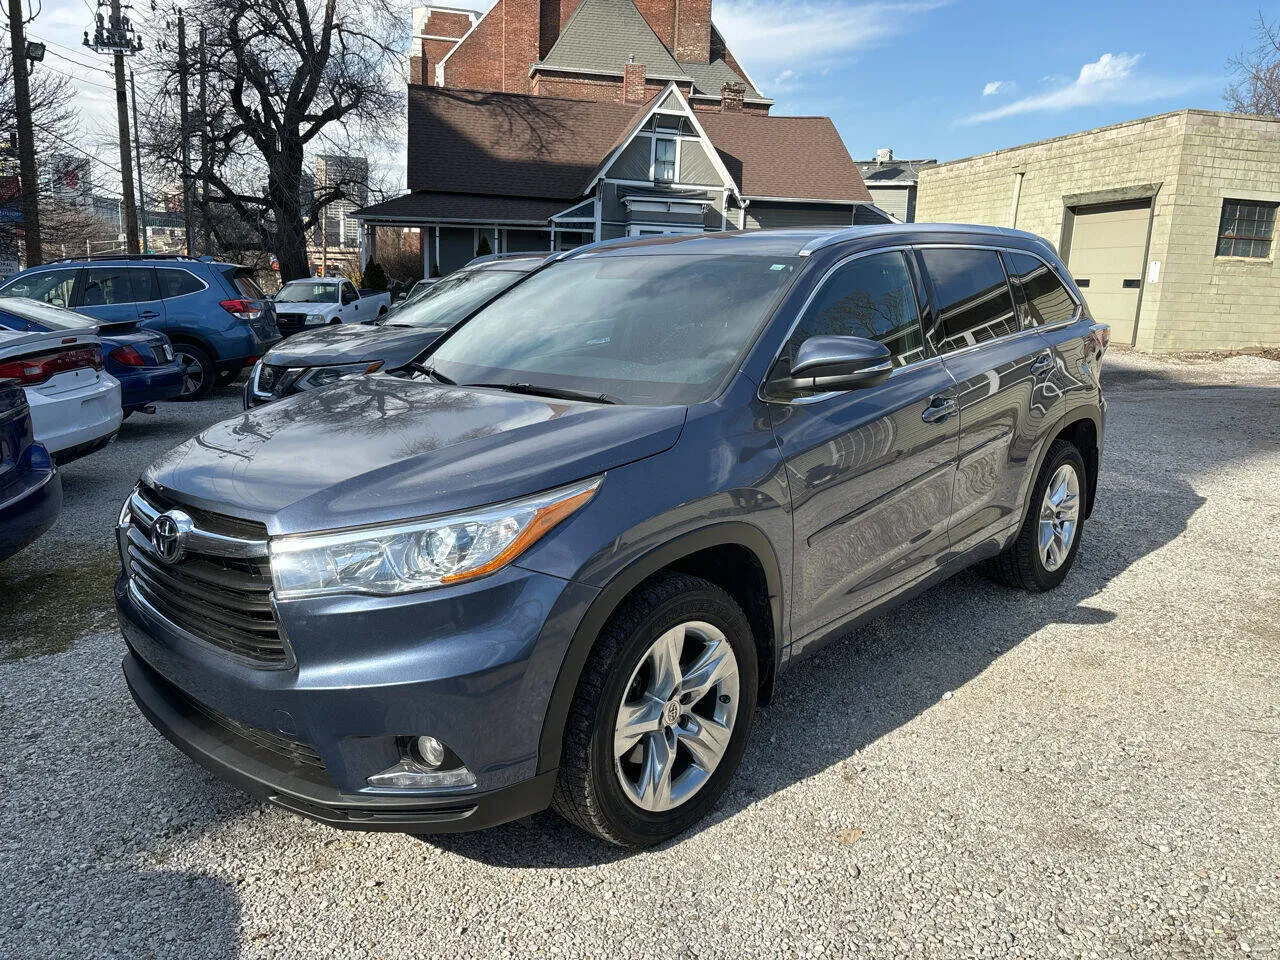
424;454;1206;868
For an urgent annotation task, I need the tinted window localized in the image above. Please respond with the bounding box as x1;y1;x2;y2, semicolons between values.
430;254;801;405
1004;252;1076;327
379;268;526;330
82;267;156;306
921;248;1017;352
224;268;266;299
0;269;78;307
156;268;205;299
788;252;925;367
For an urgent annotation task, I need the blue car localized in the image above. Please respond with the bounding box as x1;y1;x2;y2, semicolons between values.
0;298;184;416
0;379;61;562
0;255;280;400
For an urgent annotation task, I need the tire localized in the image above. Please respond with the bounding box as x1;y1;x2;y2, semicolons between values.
552;572;758;847
172;344;215;401
990;439;1088;592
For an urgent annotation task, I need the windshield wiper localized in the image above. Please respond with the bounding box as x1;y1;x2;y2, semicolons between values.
464;382;620;405
405;362;455;384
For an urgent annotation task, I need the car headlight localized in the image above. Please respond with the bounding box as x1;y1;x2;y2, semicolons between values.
270;476;602;597
292;361;383;392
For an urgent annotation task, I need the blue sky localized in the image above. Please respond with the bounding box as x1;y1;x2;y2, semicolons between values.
17;0;1262;188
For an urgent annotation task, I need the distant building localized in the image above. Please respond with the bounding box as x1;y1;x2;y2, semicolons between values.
314;155;369;249
854;149;936;223
916;109;1280;353
40;154;93;208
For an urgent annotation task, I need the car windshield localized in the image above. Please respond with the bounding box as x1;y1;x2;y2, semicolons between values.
429;253;801;405
277;281;338;303
379;268;528;330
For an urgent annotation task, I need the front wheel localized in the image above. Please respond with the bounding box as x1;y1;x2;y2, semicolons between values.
990;439;1087;591
552;572;758;847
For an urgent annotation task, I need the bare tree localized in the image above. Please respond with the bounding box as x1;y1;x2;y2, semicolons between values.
140;0;404;281
1226;13;1280;118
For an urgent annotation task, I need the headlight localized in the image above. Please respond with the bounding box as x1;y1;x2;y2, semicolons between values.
292;361;383;392
270;476;602;597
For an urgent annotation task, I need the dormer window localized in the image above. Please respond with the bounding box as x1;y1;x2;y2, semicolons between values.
654;137;677;183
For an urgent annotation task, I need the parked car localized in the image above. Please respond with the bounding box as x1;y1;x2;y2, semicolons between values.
0;380;61;562
0;255;280;400
0;323;121;464
0;297;183;416
272;277;391;336
397;278;438;303
244;254;547;408
115;225;1108;847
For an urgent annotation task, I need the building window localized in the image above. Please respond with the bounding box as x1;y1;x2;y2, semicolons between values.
1216;199;1276;259
654;138;676;183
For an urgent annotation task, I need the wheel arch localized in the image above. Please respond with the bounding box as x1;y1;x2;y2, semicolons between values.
163;329;220;363
1033;404;1103;519
536;522;785;775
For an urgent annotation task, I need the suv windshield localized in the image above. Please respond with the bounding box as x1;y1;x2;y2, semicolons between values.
429;253;801;405
277;281;338;303
379;267;528;330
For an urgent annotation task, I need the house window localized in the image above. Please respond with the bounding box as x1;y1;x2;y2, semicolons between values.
654;138;676;183
1216;199;1276;259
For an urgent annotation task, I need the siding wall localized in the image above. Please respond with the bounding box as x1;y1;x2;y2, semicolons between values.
915;110;1280;353
867;185;911;222
745;201;854;229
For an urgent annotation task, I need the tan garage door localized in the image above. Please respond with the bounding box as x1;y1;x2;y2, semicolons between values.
1066;201;1151;344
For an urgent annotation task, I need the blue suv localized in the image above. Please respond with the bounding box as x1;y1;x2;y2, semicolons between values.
0;255;280;399
116;226;1108;846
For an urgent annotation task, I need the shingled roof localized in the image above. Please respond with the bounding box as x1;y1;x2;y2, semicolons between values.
536;0;767;102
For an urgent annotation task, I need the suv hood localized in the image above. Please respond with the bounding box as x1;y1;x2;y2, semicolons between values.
265;323;443;369
143;376;687;535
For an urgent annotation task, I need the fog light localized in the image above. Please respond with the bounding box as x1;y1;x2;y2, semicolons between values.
414;735;445;768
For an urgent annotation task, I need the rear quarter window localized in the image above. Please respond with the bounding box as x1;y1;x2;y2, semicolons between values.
1002;252;1077;327
223;268;266;300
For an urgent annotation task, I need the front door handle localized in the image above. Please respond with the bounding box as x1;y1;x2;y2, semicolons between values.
138;310;160;319
922;396;958;424
1031;352;1053;375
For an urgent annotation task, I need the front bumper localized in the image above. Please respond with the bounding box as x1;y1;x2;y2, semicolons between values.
115;563;598;833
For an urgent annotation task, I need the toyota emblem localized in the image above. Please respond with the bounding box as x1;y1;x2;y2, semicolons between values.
151;510;193;564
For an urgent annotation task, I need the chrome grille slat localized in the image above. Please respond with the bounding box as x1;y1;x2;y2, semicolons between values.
125;489;286;665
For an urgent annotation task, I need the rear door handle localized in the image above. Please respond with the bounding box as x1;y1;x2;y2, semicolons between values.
1031;352;1053;375
138;310;160;319
922;396;958;423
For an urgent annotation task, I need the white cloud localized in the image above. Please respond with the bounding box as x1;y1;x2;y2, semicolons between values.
982;80;1012;97
962;52;1209;124
773;68;803;90
715;0;949;71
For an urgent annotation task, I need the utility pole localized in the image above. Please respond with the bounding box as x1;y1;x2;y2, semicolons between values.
197;23;211;255
129;68;148;253
176;9;193;256
6;0;43;266
86;0;143;254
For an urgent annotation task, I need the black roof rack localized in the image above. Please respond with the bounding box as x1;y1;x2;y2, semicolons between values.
43;253;219;265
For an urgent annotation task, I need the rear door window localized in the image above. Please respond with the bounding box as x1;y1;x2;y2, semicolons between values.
1002;252;1077;327
156;268;206;299
920;248;1019;352
81;267;156;306
1;268;79;307
788;251;927;367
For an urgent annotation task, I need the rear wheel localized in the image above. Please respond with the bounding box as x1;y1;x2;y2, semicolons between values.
552;572;757;847
173;344;214;400
990;439;1087;591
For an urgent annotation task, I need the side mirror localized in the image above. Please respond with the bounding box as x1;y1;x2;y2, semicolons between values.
773;335;893;394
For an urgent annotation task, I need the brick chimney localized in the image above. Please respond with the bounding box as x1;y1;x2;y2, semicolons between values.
624;59;648;104
675;0;711;63
720;81;744;113
634;0;676;49
504;0;542;93
409;38;428;86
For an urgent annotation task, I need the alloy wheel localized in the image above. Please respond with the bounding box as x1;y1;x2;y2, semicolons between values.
613;621;739;813
1038;463;1081;571
177;351;206;397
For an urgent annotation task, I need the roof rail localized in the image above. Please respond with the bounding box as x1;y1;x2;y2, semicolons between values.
42;253;212;265
797;223;1043;257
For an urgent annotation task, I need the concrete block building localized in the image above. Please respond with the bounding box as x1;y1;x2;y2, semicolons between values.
916;110;1280;353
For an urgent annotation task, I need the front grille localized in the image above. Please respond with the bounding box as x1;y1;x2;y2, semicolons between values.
178;685;324;769
126;487;286;665
276;313;307;337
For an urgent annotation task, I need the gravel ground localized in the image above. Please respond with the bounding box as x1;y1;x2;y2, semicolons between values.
2;355;1278;959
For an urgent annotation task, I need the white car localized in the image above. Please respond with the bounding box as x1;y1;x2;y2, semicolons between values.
0;326;122;463
272;277;392;336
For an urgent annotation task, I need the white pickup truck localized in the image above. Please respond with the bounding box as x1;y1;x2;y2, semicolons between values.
273;278;392;336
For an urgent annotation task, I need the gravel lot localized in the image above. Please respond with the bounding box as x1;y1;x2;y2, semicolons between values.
2;354;1278;959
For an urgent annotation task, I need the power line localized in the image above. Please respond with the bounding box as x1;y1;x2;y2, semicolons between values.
33;121;122;175
38;59;117;91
